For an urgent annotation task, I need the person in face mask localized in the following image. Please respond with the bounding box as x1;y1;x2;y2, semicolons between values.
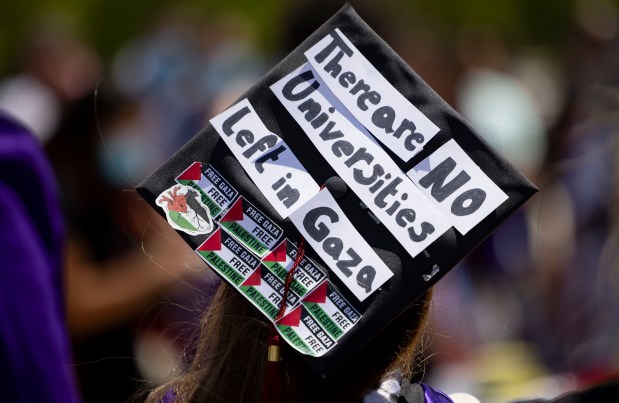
44;91;205;402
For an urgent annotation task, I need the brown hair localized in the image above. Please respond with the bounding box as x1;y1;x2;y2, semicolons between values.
147;283;433;403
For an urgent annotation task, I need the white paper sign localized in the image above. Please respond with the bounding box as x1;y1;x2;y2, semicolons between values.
289;188;393;301
407;139;509;234
271;63;451;259
210;98;320;219
305;28;440;162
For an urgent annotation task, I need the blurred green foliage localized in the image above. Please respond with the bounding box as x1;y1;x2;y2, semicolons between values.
412;0;573;44
0;0;285;75
0;0;614;75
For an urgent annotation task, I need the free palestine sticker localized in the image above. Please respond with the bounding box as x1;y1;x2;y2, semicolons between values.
276;305;335;357
219;197;284;258
196;229;303;320
239;264;304;319
262;239;328;299
176;162;239;219
301;281;360;341
196;228;260;286
275;281;360;357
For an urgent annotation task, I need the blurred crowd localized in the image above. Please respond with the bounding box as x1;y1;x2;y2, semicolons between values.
2;1;619;402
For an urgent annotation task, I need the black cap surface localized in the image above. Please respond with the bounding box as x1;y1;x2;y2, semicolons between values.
137;4;537;376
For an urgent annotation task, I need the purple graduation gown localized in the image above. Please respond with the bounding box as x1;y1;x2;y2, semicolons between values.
0;113;80;402
160;382;453;402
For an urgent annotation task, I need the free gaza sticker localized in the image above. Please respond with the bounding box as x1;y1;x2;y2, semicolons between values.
239;265;303;320
195;228;260;286
262;239;328;298
276;305;336;357
219;197;283;258
176;162;239;219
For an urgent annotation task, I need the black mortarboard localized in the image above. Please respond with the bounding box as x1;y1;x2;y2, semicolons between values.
137;4;537;377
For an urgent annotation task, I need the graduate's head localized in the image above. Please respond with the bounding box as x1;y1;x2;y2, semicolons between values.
148;281;433;403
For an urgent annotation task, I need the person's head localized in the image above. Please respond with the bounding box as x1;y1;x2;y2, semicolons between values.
148;283;433;403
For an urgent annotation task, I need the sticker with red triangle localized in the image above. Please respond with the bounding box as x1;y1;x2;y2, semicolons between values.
302;281;361;341
262;239;328;298
176;162;238;219
238;262;305;320
276;304;336;357
274;306;313;356
219;197;283;258
195;228;260;287
262;240;288;262
240;266;262;287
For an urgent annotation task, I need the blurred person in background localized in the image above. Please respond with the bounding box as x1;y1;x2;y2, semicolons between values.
48;89;208;402
427;1;619;401
0;18;210;402
0;21;100;143
0;112;80;403
525;0;619;387
55;9;264;401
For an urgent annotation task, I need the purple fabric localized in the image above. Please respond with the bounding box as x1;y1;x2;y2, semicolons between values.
421;383;454;403
0;113;80;402
161;388;177;403
161;383;453;402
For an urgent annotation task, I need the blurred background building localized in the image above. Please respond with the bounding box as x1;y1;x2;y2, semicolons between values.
1;0;619;402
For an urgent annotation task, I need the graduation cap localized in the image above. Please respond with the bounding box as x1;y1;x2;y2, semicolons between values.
137;4;537;377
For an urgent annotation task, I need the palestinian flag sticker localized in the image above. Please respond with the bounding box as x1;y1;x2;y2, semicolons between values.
276;304;336;357
176;162;239;220
301;281;361;341
219;197;283;258
262;239;328;299
275;281;361;356
156;184;214;236
238;265;303;320
196;228;261;286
